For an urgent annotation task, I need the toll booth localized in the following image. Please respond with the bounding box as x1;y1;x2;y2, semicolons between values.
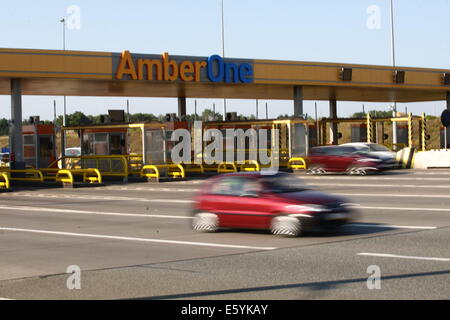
143;119;189;165
82;127;128;156
318;113;427;151
21;117;56;169
63;118;189;167
202;118;311;166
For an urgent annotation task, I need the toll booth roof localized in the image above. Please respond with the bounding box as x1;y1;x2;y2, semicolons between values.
0;48;449;102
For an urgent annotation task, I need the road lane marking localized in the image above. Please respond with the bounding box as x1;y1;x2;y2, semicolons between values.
6;191;450;203
350;223;436;230
0;227;277;251
356;205;450;212
0;205;192;219
336;193;450;199
308;182;450;189
302;176;450;181
99;187;199;192
0;205;439;231
0;193;195;203
357;253;450;262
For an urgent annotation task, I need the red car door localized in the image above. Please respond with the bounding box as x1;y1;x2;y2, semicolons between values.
329;147;356;172
199;177;273;229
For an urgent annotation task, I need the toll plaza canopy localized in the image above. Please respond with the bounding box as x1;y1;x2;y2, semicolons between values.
1;48;450;102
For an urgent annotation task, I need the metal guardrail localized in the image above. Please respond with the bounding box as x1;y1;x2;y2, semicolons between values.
0;169;44;183
287;157;307;170
50;155;129;179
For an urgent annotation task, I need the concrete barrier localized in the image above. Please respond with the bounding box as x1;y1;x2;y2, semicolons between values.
412;149;450;169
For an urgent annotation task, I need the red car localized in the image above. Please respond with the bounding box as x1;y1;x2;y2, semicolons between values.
307;145;382;175
192;172;354;237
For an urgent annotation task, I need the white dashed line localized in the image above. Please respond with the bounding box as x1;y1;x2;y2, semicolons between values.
0;227;277;251
308;182;450;189
357;253;450;262
350;223;436;230
0;205;192;219
0;205;438;231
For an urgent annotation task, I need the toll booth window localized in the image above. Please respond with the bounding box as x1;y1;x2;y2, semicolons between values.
85;133;108;155
23;135;35;145
110;134;124;155
94;133;108;155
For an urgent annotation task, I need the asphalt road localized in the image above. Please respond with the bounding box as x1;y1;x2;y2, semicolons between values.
0;169;449;300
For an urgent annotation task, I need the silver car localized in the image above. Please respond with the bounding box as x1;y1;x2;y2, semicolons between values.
340;143;397;169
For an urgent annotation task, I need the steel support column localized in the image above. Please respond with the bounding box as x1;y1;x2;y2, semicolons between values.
293;86;303;117
446;92;450;148
178;97;187;120
329;99;338;145
10;79;23;162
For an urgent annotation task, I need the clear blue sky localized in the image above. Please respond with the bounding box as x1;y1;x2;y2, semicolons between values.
0;0;449;120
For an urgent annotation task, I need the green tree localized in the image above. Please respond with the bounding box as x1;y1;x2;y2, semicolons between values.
129;113;158;122
201;109;222;121
352;110;393;118
69;111;92;125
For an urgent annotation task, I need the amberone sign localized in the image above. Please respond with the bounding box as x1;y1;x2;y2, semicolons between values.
115;51;254;84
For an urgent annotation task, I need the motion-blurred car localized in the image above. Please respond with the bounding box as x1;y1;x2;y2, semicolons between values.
191;172;355;237
340;142;397;169
307;145;383;175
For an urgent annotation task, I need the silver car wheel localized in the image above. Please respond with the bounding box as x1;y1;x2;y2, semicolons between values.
192;212;219;232
270;216;302;237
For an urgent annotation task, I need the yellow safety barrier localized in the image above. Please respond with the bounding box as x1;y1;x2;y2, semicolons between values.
287;157;307;170
56;169;102;185
182;163;204;174
140;164;185;181
167;164;185;178
239;160;260;172
0;172;10;189
40;168;60;181
141;165;161;180
217;162;238;173
202;164;219;172
0;169;44;183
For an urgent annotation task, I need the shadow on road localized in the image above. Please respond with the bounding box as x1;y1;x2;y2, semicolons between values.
131;269;450;300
